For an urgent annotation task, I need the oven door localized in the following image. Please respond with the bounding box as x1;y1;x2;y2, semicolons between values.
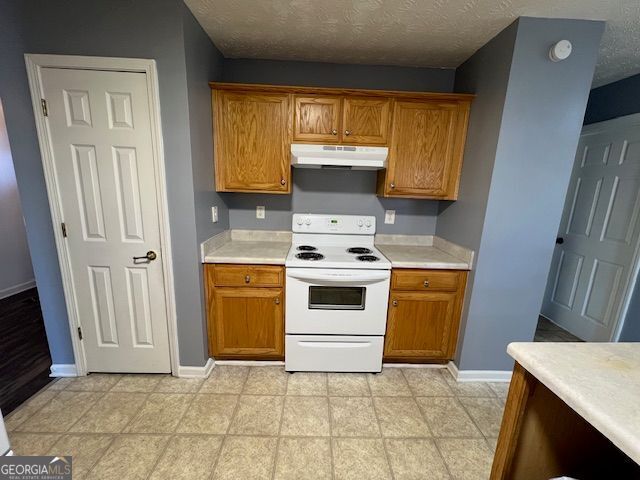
286;268;390;335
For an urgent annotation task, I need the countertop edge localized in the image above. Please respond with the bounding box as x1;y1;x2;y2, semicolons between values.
507;342;640;465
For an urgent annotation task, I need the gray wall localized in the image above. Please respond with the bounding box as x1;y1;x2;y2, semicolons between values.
221;59;454;234
438;17;604;371
0;0;218;367
183;5;231;361
584;73;640;125
0;100;34;297
222;58;454;92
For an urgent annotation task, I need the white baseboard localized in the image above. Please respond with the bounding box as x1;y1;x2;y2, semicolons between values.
383;363;447;369
447;362;512;382
214;360;285;366
177;358;215;378
0;280;36;300
50;364;78;377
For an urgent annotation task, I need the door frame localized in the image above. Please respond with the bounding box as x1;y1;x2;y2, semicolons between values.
545;112;640;341
24;54;180;376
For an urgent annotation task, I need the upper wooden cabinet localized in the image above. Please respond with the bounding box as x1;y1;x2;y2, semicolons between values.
377;99;471;200
213;89;291;194
211;83;472;197
293;95;341;143
342;97;391;145
293;95;391;145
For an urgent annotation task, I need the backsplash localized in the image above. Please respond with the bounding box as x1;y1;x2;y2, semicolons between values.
223;168;439;234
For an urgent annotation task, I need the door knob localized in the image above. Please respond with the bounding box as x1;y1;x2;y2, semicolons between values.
392;299;398;307
133;251;157;262
275;297;280;305
245;275;251;283
344;130;352;136
390;183;395;189
280;178;286;186
331;129;337;135
556;237;564;245
423;280;430;288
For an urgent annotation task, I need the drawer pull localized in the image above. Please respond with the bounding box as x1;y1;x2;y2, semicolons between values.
423;280;430;287
275;297;280;305
392;299;398;307
245;275;251;284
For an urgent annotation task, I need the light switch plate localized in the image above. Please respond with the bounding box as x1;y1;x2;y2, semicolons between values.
256;206;265;219
384;210;396;224
211;206;218;223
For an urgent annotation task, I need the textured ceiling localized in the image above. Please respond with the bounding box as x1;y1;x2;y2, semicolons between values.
185;0;640;87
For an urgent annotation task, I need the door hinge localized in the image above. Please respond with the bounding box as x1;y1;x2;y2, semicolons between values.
77;326;83;340
41;98;48;117
61;222;67;238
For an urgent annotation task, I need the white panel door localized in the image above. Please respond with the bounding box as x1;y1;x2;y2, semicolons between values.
41;68;170;372
542;116;640;341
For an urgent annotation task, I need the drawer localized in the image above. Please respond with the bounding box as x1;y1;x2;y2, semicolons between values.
391;269;460;292
285;335;383;372
213;264;284;287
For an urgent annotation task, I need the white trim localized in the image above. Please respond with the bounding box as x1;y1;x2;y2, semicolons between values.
382;363;447;369
49;364;78;377
0;279;36;300
24;54;179;376
447;361;512;383
177;358;215;378
214;360;285;366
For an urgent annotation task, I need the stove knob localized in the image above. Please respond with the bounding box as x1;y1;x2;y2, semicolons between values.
365;220;372;228
358;219;364;227
304;218;312;225
296;217;303;226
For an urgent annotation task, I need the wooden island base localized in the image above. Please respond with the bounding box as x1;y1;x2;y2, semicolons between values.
491;363;640;479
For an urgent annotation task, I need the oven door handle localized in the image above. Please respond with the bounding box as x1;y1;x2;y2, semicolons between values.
287;270;390;283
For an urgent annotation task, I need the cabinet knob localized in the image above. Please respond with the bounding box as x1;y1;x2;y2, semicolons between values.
423;280;430;288
331;129;337;135
244;275;250;284
280;178;286;186
390;183;395;189
275;297;280;305
344;130;351;136
392;299;398;307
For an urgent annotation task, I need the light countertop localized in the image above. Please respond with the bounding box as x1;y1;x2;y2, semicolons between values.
202;230;291;265
375;234;474;270
201;231;474;270
508;342;640;465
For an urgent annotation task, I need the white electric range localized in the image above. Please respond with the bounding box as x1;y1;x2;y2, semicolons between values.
285;214;391;372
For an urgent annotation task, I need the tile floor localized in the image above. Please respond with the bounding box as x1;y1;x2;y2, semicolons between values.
534;316;582;342
5;366;509;480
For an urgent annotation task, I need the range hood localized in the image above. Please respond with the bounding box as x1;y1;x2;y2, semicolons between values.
291;144;388;170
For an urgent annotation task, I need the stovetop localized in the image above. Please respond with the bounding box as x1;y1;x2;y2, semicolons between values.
286;244;391;269
285;214;391;269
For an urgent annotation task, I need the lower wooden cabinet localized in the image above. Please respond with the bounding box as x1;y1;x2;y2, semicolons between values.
206;264;284;360
384;269;467;362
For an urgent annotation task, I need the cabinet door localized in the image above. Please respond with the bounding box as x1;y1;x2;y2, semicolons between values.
383;100;469;199
214;90;291;193
342;97;391;145
210;287;284;359
293;95;342;143
384;291;458;361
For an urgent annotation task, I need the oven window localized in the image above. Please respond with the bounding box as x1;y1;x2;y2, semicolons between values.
308;286;366;310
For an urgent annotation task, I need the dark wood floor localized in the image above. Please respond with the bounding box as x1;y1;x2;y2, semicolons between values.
534;316;583;342
0;288;53;415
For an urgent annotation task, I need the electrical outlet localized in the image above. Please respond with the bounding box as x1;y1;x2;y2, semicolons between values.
384;210;396;224
211;206;218;223
256;206;265;219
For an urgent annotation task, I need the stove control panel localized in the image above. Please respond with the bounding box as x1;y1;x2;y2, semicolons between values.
292;214;376;234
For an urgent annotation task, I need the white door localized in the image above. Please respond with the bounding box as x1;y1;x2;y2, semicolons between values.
542;115;640;341
41;68;170;372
